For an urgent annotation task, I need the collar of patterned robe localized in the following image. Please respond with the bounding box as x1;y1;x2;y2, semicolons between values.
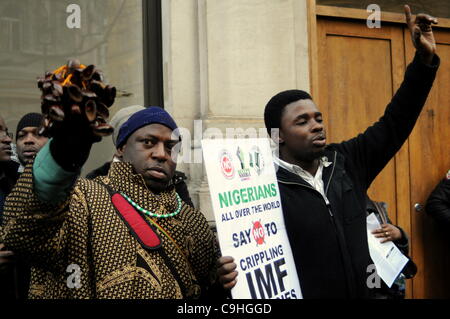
102;161;180;216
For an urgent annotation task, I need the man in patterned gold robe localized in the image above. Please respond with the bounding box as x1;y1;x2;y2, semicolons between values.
1;104;220;299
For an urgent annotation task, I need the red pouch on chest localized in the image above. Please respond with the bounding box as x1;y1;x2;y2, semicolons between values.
110;192;161;250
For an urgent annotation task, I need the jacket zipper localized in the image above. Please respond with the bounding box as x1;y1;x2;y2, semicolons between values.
325;151;338;196
325;152;338;217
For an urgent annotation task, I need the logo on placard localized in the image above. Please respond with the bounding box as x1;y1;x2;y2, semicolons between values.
219;150;235;179
252;220;265;246
236;146;251;181
249;145;264;176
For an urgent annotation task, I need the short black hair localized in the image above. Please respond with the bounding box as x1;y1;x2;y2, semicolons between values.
264;90;313;136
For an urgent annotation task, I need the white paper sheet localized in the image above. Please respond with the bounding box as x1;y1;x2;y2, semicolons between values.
366;213;409;288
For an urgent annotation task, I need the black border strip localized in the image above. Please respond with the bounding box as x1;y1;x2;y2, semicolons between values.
142;0;164;108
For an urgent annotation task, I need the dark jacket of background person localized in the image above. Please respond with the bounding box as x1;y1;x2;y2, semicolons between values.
0;160;19;299
275;53;439;299
86;162;195;208
0;160;19;220
426;173;450;228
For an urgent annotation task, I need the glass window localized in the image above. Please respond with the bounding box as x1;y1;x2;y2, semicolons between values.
0;0;145;174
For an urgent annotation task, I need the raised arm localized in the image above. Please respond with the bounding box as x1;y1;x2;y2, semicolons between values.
335;5;440;189
1;61;115;269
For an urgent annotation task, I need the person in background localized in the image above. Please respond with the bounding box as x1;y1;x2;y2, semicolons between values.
0;115;19;299
15;113;49;171
367;196;416;299
0;116;18;216
86;105;145;179
426;170;450;228
1;113;49;299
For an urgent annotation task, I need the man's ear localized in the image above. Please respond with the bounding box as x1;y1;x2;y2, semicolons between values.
270;128;284;145
116;144;126;159
278;130;285;145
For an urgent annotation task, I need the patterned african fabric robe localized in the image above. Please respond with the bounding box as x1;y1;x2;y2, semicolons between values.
1;162;219;299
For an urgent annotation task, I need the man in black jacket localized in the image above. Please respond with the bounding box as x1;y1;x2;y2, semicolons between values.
426;170;450;228
217;6;440;298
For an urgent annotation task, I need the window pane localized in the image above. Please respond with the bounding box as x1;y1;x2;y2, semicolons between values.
0;0;144;173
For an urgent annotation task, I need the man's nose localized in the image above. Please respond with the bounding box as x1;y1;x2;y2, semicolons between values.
1;135;12;143
23;134;36;144
311;120;324;132
151;142;168;161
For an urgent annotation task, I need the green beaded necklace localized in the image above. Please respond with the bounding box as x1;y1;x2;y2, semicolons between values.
121;193;182;218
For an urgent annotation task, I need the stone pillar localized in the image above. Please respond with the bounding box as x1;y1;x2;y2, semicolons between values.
162;0;311;226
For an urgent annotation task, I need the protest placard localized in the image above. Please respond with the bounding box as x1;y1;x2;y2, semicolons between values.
202;138;302;299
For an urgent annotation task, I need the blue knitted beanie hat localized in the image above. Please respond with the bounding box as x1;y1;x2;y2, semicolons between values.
116;106;178;148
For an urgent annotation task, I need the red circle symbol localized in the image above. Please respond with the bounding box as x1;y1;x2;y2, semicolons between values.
252;221;265;245
220;153;234;179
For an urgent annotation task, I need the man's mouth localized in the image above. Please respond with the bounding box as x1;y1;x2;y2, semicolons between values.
21;146;38;157
1;146;12;155
147;167;168;180
23;150;37;157
312;134;327;147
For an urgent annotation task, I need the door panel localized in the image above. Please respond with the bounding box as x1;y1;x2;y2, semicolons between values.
406;30;450;298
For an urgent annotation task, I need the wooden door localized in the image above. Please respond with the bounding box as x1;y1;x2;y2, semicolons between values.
406;29;450;298
317;17;450;298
